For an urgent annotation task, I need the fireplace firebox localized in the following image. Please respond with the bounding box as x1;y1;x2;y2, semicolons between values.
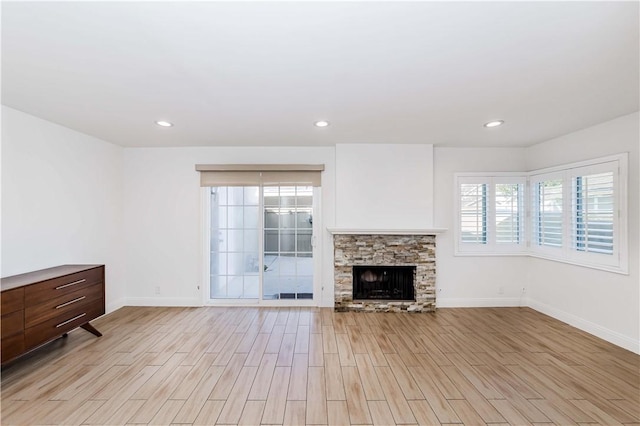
353;265;415;301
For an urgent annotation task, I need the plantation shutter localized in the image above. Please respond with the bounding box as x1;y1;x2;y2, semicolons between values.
533;176;563;248
494;182;523;244
572;171;615;255
459;182;487;244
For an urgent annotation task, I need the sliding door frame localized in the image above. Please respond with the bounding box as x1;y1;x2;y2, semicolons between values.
201;186;321;307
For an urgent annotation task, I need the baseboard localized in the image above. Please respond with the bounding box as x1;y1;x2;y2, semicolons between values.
527;298;640;355
125;297;203;307
437;297;525;308
106;298;126;314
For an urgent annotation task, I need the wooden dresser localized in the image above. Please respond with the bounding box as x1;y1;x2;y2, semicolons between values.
1;265;105;365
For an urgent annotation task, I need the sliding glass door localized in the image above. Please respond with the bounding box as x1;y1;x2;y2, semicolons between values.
208;185;316;304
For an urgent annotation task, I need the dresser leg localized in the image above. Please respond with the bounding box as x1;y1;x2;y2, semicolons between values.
81;322;102;337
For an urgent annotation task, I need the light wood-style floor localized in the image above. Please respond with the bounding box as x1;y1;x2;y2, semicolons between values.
1;306;638;425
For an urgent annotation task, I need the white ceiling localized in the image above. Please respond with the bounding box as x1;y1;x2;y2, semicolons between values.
2;1;638;148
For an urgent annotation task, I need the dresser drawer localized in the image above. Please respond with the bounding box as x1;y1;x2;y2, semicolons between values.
25;267;103;305
1;288;24;314
1;333;25;363
1;310;24;337
25;283;103;328
24;301;104;349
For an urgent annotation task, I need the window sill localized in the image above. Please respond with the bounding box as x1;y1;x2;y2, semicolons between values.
454;251;528;257
528;252;628;275
454;250;628;275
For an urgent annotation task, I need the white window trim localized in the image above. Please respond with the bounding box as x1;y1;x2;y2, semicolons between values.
454;153;629;275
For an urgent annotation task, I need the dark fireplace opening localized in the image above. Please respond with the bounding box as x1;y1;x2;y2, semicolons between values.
353;265;415;301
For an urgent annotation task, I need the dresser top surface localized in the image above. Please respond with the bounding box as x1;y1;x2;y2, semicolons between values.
1;265;104;291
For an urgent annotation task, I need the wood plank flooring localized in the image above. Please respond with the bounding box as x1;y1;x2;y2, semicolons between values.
1;306;638;425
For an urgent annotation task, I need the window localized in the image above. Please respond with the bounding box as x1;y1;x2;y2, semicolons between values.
531;174;563;250
495;182;524;244
573;172;614;255
456;154;628;274
456;175;526;254
459;183;487;244
530;157;625;272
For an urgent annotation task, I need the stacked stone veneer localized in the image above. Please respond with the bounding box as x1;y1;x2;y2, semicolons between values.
334;234;436;313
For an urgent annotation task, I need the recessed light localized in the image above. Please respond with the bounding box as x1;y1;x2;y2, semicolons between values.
484;120;504;128
155;120;173;127
314;120;330;128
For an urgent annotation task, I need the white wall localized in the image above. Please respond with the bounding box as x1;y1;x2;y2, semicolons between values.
1;106;125;312
524;112;639;353
123;146;336;307
5;105;636;353
433;147;530;307
335;144;434;229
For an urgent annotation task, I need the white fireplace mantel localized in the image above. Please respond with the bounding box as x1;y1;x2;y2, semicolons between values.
327;228;447;235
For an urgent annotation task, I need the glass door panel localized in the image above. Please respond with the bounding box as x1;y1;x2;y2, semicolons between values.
210;186;260;299
263;186;314;300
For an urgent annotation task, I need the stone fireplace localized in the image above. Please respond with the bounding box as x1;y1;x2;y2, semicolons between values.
332;232;438;312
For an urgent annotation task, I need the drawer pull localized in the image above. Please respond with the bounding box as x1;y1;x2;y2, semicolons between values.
55;296;86;309
56;279;86;290
56;313;86;328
